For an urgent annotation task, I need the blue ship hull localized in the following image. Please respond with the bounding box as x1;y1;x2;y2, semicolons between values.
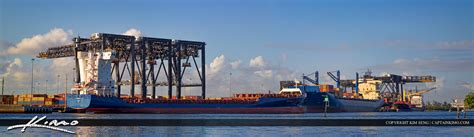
66;94;304;114
302;92;384;112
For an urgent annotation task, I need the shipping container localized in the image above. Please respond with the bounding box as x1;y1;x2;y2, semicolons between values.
33;94;47;98
44;98;53;106
19;94;30;98
31;101;44;106
17;101;30;105
18;97;32;102
32;97;45;101
1;95;14;104
45;101;53;106
183;96;202;100
221;97;234;100
54;100;65;105
343;93;351;97
288;86;320;93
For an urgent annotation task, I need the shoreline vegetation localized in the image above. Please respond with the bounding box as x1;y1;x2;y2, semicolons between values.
424;101;451;111
423;92;473;111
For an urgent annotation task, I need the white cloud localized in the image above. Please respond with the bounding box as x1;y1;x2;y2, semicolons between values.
0;57;78;94
207;54;226;76
0;58;25;81
393;58;410;65
190;54;300;97
1;28;72;57
1;28;307;97
437;40;474;50
249;56;266;68
230;59;241;69
462;82;474;91
254;70;273;78
122;28;142;40
425;77;444;89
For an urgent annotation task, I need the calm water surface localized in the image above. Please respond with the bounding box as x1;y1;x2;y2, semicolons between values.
0;111;472;137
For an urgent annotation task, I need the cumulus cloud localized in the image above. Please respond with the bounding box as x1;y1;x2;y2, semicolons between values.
462;82;474;91
0;57;78;94
0;58;25;81
192;54;299;97
425;77;444;89
0;40;14;51
0;28;80;94
254;70;273;78
249;56;266;68
1;28;304;97
122;28;142;39
0;58;31;93
230;60;242;69
207;54;226;76
0;28;72;57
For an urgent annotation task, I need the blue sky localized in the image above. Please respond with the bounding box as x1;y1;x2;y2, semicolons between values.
0;0;473;102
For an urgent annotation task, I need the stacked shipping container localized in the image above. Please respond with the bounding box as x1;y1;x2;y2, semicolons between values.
0;95;14;104
3;94;65;106
319;84;334;92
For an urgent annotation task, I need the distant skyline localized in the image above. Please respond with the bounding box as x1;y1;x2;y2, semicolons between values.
0;0;473;102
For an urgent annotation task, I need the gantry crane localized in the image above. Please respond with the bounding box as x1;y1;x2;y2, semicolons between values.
404;87;436;102
37;33;206;100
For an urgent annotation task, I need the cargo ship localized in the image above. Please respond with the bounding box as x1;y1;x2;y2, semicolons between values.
302;91;384;112
281;81;384;112
66;94;304;114
57;39;304;114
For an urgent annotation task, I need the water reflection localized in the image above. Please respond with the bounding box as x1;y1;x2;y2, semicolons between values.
0;111;473;136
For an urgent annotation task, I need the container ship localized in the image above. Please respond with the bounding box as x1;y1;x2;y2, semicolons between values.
66;93;303;114
280;80;384;112
303;91;384;112
30;33;303;114
63;50;303;113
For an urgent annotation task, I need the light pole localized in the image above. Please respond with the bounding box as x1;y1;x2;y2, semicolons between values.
37;82;40;93
65;73;68;94
31;58;35;105
46;80;48;94
1;76;4;95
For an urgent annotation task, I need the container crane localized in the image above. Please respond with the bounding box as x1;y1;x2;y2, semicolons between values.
404;87;436;109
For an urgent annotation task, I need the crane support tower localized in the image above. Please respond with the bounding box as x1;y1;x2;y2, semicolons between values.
38;33;206;100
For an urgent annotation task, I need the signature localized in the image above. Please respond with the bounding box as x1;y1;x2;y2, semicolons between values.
7;116;78;134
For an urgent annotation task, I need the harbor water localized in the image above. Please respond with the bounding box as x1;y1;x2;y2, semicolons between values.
0;111;473;136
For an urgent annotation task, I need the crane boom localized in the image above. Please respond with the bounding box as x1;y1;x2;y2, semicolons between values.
407;87;436;96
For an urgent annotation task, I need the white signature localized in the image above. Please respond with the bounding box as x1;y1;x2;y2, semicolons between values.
7;116;78;134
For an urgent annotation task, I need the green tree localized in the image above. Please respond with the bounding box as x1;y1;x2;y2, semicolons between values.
465;92;474;109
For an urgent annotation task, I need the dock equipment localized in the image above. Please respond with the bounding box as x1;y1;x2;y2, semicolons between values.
327;70;340;88
303;71;319;85
38;33;206;100
335;70;436;101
